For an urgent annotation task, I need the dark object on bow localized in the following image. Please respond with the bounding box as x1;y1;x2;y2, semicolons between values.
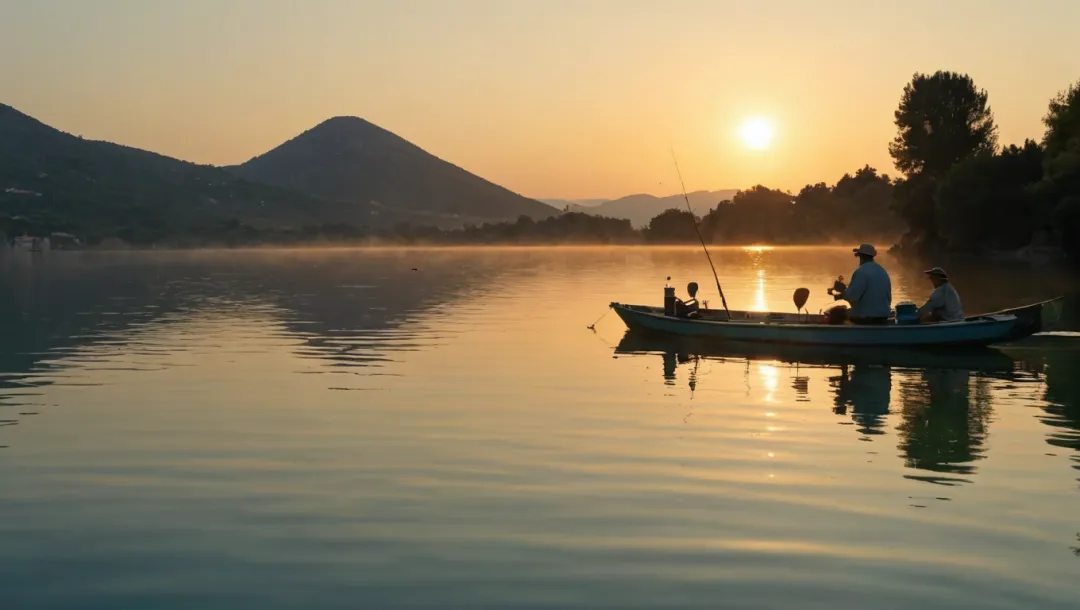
793;287;810;320
793;287;810;312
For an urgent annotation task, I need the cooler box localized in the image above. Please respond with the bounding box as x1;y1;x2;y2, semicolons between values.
895;301;918;325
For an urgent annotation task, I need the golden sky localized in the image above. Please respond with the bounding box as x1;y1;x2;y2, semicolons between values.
2;0;1078;198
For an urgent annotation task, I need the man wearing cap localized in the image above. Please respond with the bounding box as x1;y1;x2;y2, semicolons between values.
839;243;892;324
917;267;964;322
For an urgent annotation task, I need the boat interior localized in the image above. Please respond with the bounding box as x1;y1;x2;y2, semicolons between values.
619;304;1014;327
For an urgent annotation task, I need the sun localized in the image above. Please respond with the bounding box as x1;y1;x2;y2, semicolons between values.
738;117;775;150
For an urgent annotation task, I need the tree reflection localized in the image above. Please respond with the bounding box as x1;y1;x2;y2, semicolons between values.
611;331;1043;487
1038;349;1080;478
895;368;994;485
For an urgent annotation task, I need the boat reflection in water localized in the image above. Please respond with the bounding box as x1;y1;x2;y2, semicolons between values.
614;330;1021;485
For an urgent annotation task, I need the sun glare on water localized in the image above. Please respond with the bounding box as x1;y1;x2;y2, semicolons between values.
738;117;775;150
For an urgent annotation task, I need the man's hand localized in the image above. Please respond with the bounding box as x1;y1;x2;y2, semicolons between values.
828;276;847;301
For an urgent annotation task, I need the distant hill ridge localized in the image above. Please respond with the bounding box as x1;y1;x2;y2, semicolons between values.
230;116;557;224
540;198;609;209
560;190;739;227
0;104;564;243
1;102;738;246
0;103;370;236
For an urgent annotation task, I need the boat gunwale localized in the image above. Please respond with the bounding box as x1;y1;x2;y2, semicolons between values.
609;302;1017;331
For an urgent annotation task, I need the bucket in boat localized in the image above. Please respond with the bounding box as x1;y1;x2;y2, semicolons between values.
895;301;918;325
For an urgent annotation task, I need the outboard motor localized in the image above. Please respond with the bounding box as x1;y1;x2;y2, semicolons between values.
664;286;677;316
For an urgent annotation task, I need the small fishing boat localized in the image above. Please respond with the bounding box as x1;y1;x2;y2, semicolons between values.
609;298;1062;348
611;179;1064;349
614;331;1021;371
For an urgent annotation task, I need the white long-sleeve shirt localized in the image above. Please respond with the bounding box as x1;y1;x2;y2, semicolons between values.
918;282;964;321
845;261;892;318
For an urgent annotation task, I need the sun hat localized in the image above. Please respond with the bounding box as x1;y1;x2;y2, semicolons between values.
924;267;949;280
852;243;877;257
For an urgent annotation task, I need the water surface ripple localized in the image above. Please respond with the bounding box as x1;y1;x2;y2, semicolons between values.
1;247;1078;609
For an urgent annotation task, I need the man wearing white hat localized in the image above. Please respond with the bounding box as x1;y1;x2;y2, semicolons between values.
839;243;892;324
917;267;964;322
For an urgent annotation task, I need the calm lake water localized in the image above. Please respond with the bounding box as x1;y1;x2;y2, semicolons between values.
2;246;1079;609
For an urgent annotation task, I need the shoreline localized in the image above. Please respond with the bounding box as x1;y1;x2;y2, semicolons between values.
5;242;892;253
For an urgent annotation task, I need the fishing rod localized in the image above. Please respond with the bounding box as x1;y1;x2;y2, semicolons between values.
671;150;730;320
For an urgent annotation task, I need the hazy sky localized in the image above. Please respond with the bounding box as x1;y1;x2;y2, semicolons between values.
2;0;1078;198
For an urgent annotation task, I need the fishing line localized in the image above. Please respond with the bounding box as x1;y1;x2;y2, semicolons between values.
670;149;730;319
587;307;610;331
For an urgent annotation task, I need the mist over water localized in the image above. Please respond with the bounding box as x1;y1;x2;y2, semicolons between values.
2;246;1079;609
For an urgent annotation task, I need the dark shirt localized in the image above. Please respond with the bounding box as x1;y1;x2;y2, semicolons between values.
676;298;699;318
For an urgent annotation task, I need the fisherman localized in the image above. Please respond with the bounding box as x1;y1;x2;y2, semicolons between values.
675;282;700;318
838;243;892;325
917;267;964;322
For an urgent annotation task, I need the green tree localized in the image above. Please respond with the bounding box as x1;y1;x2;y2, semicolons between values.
702;185;794;243
1036;81;1080;255
1044;80;1080;159
936;141;1045;252
892;173;939;251
889;71;998;177
889;71;998;250
829;166;896;238
643;208;699;243
792;182;832;239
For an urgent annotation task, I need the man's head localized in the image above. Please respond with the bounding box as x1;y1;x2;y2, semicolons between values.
852;243;877;264
925;267;949;287
687;282;699;298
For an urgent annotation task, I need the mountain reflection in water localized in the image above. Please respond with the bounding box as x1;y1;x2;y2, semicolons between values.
3;247;1079;609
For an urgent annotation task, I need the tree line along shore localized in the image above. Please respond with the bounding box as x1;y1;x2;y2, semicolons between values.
3;71;1078;262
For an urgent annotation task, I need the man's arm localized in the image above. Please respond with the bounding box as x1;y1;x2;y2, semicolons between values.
917;287;944;318
844;269;867;305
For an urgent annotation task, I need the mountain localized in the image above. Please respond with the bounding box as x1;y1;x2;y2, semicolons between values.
0;103;401;241
230;117;557;226
540;198;609;209
563;190;738;227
